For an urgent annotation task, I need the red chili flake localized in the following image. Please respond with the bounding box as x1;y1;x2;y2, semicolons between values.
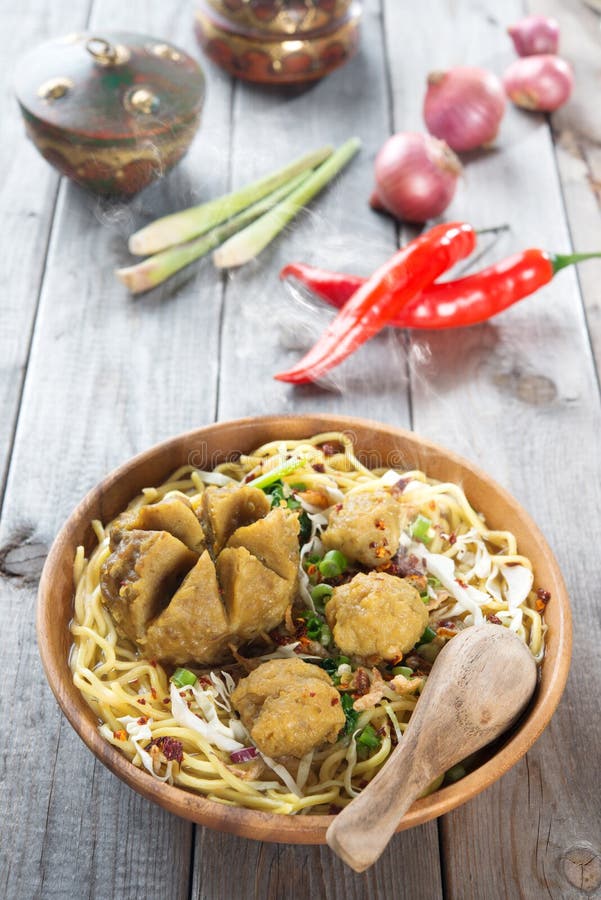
113;729;127;741
487;614;502;625
312;463;326;473
456;578;468;588
376;725;386;737
150;660;157;668
179;691;187;698
150;688;157;700
335;503;343;512
309;691;316;698
536;588;551;604
428;500;436;511
163;697;170;704
137;716;148;725
374;519;386;531
330;697;339;706
137;698;146;705
243;473;254;484
149;736;184;764
199;676;212;686
448;533;457;545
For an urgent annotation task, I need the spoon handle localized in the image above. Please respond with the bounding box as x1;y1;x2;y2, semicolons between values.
326;731;434;872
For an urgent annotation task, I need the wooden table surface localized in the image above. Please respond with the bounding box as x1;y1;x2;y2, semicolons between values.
1;1;600;898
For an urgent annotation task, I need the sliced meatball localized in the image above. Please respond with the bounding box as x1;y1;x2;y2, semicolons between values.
326;571;428;661
231;659;344;759
226;507;300;582
321;490;406;567
216;546;293;642
142;551;229;665
100;530;198;643
201;484;271;555
111;497;206;554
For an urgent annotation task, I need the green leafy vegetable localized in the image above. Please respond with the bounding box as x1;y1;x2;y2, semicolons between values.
356;724;381;750
341;692;359;736
391;665;414;678
417;625;437;646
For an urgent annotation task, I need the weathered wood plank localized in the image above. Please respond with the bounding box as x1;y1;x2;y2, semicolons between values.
530;0;601;371
0;0;86;499
0;2;234;898
194;828;442;900
383;1;601;897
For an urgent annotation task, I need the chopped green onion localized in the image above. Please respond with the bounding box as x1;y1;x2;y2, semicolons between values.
213;137;361;269
356;724;381;750
320;622;332;648
116;172;309;294
246;456;307;490
391;665;414;678
337;656;351;666
445;763;466;783
128;145;333;255
289;482;307;491
411;514;433;544
318;549;347;578
341;692;359;736
310;583;334;611
417;625;437;646
171;667;197;688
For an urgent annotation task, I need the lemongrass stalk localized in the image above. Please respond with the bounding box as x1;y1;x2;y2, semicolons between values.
128;146;334;256
116;172;311;294
212;137;361;269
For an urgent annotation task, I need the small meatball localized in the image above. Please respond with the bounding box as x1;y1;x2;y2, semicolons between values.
216;547;293;641
111;497;206;554
201;484;270;554
322;490;406;567
100;530;198;643
226;507;300;582
231;659;344;759
326;571;428;661
142;551;229;665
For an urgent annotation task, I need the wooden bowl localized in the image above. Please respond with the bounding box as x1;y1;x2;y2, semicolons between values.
37;414;571;843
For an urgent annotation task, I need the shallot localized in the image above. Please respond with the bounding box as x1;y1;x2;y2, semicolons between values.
371;132;461;224
508;15;560;56
503;55;573;112
423;66;506;152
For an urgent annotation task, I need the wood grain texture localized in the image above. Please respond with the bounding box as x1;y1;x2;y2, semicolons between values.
531;0;601;371
383;1;601;897
0;1;232;898
0;0;89;498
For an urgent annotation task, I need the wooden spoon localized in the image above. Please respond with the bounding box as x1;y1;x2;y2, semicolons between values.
326;624;537;872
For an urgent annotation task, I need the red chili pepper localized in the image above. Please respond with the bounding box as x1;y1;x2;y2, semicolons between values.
280;250;601;330
274;221;476;384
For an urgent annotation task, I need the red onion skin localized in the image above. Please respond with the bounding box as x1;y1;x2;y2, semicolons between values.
508;15;560;56
503;55;573;112
423;66;506;152
371;132;461;224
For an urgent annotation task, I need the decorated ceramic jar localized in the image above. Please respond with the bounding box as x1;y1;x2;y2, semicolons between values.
195;0;362;84
14;32;206;196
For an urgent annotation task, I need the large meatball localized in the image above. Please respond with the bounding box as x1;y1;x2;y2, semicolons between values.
322;490;405;567
231;658;344;759
326;571;428;661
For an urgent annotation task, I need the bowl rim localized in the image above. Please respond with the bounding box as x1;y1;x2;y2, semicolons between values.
37;413;572;843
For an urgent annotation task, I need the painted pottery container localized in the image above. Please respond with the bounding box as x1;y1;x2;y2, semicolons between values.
14;32;206;196
195;0;362;84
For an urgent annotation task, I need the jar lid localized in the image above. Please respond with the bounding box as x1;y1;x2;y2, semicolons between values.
14;31;205;142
